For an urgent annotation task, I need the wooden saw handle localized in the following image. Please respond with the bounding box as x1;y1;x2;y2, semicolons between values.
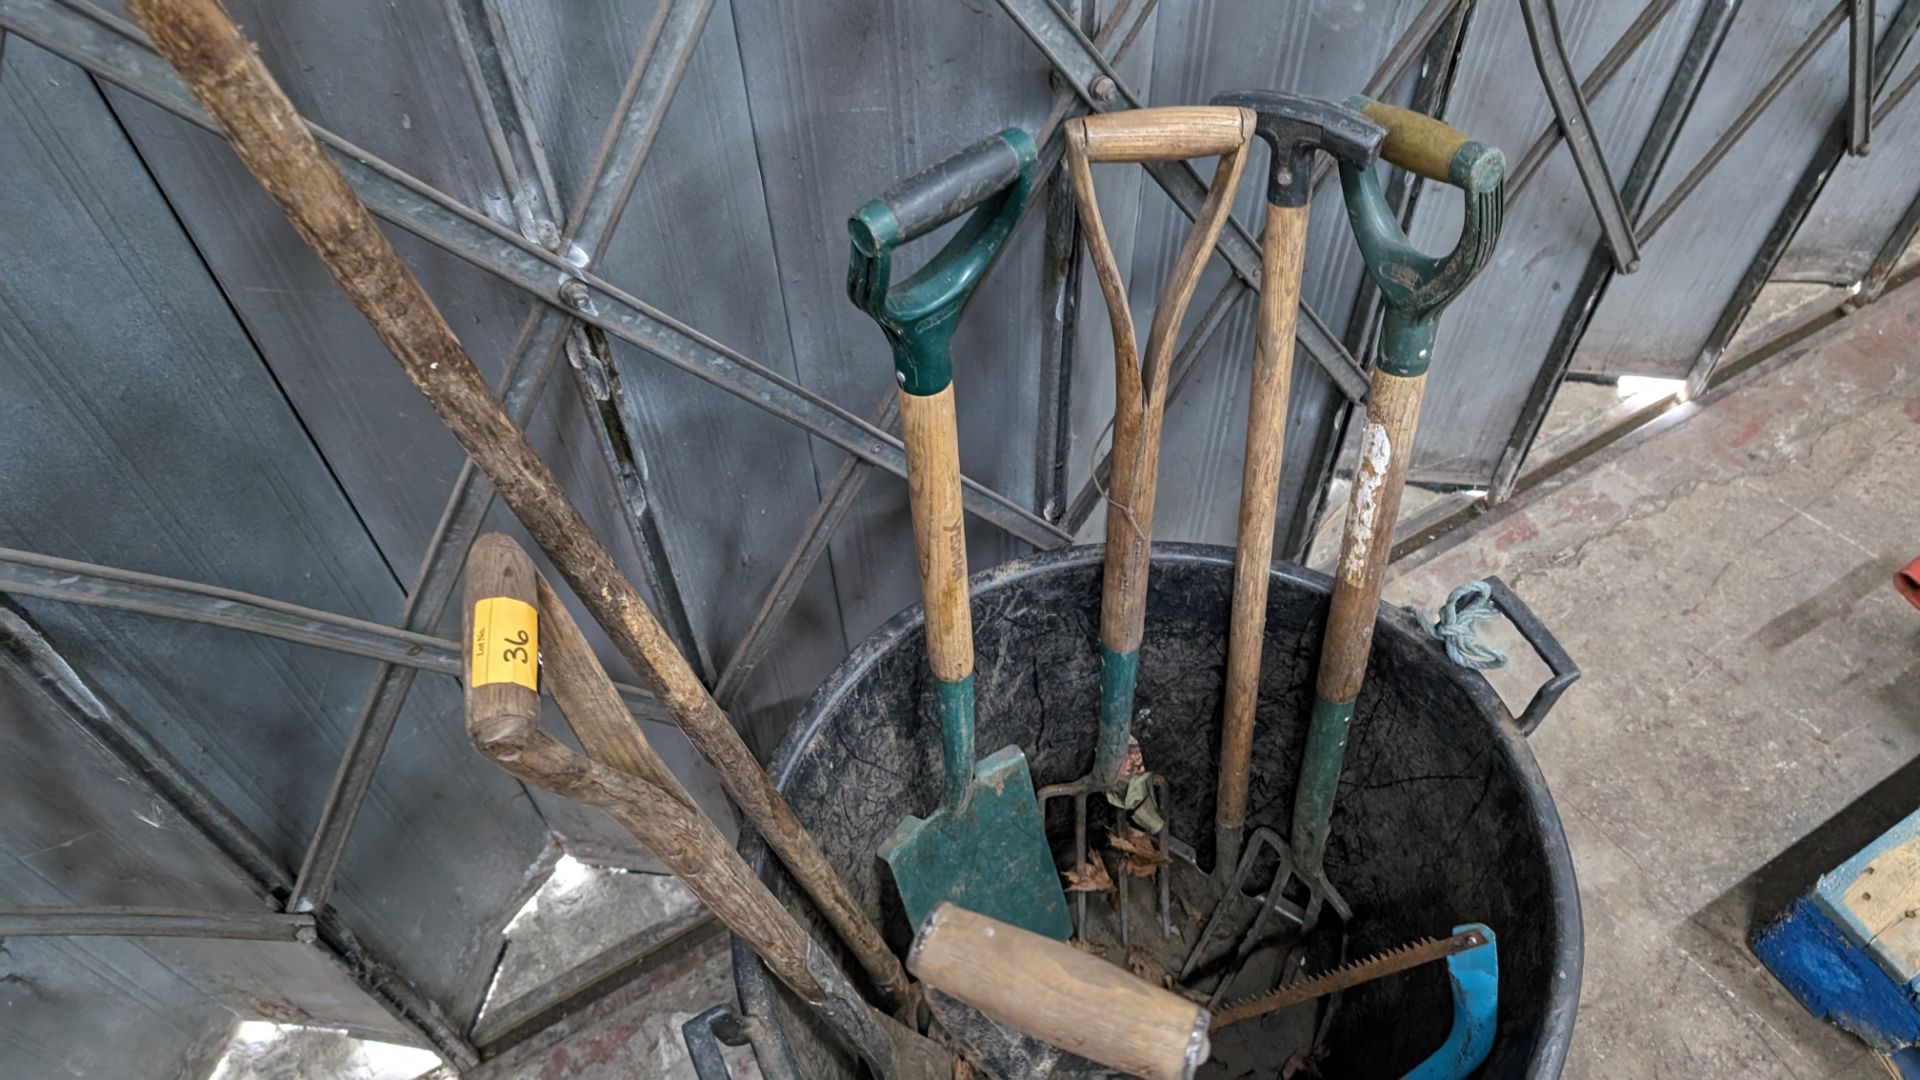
909;903;1211;1080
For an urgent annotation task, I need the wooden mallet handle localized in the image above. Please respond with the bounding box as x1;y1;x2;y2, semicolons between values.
909;903;1210;1080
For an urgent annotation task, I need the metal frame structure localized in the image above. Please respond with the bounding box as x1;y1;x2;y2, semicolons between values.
7;0;1920;1062
1691;0;1920;394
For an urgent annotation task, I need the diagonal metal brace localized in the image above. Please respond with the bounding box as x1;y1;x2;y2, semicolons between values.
1519;0;1641;273
1;0;1068;551
994;0;1369;401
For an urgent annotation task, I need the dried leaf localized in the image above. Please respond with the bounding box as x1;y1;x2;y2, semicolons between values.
1068;936;1105;955
1127;947;1169;988
1063;850;1116;893
1108;829;1168;877
1280;1043;1328;1079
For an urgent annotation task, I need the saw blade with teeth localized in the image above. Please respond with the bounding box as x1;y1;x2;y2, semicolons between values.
1210;927;1489;1030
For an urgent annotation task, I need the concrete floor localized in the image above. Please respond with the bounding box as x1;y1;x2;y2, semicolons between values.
1384;282;1920;1077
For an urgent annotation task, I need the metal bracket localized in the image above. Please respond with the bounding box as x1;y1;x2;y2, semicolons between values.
1519;0;1641;273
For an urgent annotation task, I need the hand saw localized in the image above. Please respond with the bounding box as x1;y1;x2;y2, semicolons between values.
1210;926;1490;1030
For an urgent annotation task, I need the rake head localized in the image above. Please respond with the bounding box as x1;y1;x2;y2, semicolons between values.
1178;825;1351;1003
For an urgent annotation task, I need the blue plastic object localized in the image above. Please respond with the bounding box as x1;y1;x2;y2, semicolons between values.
1404;922;1498;1080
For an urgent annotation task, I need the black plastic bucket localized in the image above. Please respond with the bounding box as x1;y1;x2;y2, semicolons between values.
693;543;1582;1077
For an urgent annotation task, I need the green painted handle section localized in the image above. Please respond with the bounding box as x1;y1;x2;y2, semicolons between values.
847;129;1038;396
1288;695;1355;870
1338;96;1505;378
937;674;976;812
1093;645;1139;788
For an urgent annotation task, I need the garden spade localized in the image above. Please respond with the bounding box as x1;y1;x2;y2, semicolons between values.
852;130;1073;940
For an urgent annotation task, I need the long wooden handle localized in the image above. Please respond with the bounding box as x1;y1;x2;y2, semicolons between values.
900;386;972;685
533;567;690;802
1216;201;1309;854
1316;370;1425;706
1360;100;1473;183
1066;109;1253;656
909;903;1210;1080
125;0;908;1012
1076;105;1256;162
462;536;823;1002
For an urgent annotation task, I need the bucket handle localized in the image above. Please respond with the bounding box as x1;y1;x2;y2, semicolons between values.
1479;576;1579;736
682;1002;801;1080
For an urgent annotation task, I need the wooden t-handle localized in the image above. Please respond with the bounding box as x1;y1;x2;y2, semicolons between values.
909;903;1210;1080
1075;105;1256;162
1359;100;1473;183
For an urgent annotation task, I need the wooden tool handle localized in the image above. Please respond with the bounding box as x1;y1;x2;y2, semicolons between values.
909;903;1210;1080
126;0;909;1012
1073;105;1256;162
462;536;824;1002
900;386;973;684
533;566;690;802
1066;107;1253;656
1315;369;1426;705
1360;100;1472;183
1217;202;1310;845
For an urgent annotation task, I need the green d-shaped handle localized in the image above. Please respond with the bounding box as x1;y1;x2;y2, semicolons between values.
1339;96;1504;378
1289;103;1506;895
848;128;1038;396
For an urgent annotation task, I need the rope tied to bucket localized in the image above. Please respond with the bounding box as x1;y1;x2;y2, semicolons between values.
1403;580;1508;670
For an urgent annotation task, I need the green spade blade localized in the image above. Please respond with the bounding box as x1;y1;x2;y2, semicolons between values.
879;744;1071;941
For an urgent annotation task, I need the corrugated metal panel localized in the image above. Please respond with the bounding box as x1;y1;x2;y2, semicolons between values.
0;644;416;1079
1576;0;1869;377
486;0;859;746
727;0;1059;650
1401;0;1709;483
1779;45;1920;282
0;37;546;1021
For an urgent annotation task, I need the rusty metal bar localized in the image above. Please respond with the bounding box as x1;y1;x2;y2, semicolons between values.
0;547;669;716
1639;1;1849;242
1851;0;1875;154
